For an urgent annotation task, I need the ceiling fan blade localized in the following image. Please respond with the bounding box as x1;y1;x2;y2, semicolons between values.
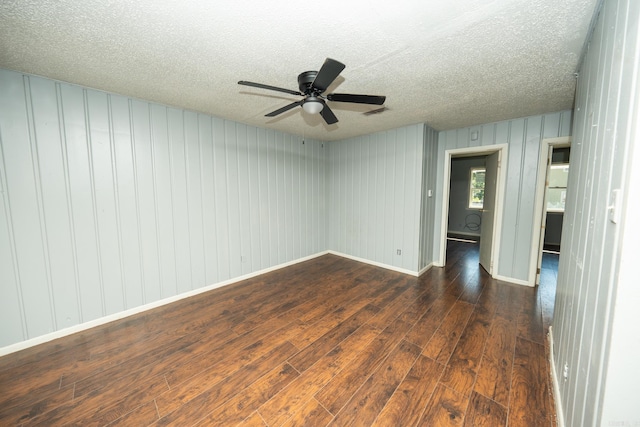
320;104;339;125
311;58;345;93
265;100;303;117
238;81;302;96
326;93;386;105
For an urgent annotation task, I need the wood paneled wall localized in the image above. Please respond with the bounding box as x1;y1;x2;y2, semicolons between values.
419;125;439;272
435;111;573;282
0;69;328;348
327;124;428;273
553;1;640;425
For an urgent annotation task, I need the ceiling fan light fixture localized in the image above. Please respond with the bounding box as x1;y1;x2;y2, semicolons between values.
302;97;324;114
239;58;386;124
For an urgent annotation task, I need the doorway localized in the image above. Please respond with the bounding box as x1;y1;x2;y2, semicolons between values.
446;155;486;243
438;144;508;275
530;137;571;285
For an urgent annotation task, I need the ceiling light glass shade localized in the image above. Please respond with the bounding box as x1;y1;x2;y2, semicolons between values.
302;98;324;114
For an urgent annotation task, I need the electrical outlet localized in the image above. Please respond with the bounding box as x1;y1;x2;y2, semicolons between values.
563;363;569;381
397;249;401;255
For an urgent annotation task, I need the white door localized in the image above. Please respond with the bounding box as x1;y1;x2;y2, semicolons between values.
479;151;499;273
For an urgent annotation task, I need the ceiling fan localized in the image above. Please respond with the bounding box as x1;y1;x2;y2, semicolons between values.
238;58;386;125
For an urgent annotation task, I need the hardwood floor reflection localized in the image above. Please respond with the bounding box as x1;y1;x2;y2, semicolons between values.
0;240;557;426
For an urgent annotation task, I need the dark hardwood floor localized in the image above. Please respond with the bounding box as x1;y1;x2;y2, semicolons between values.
0;240;558;426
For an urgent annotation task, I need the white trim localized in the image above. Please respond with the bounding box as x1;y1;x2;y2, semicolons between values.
0;251;329;357
327;251;419;277
493;274;534;287
0;215;546;358
446;231;481;237
1;249;438;356
447;237;478;244
548;326;565;427
1;250;426;356
529;136;571;285
418;262;434;276
438;144;508;280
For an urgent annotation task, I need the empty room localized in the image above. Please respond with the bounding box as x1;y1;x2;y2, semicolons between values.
1;1;639;426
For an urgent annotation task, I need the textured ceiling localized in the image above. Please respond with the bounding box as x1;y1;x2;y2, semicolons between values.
0;0;599;141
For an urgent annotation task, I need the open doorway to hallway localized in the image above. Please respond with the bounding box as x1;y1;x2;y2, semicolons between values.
439;144;506;278
530;137;571;287
446;155;486;243
537;147;570;293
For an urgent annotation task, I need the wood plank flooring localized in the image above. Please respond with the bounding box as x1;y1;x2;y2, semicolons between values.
0;240;558;426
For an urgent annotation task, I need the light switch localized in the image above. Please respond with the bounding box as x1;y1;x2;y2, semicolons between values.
609;189;622;224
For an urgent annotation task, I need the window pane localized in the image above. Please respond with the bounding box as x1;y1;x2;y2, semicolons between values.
472;170;485;187
547;163;569;212
469;168;485;209
549;164;569;188
471;189;484;204
547;188;566;211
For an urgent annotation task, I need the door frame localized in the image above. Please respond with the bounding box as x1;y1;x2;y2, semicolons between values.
529;136;572;285
437;144;508;275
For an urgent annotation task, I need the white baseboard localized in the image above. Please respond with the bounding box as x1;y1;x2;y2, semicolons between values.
447;231;481;237
418;262;434;276
548;326;565;427
327;251;419;277
0;251;329;357
494;274;534;287
0;250;438;356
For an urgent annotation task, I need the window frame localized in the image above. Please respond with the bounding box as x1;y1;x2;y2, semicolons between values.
468;167;486;210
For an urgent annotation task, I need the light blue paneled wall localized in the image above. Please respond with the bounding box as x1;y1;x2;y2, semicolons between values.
327;124;427;272
419;125;439;271
435;111;573;282
1;65;596;359
0;69;327;347
553;0;640;425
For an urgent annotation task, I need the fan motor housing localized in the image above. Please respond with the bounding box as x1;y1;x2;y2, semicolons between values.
298;71;319;94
